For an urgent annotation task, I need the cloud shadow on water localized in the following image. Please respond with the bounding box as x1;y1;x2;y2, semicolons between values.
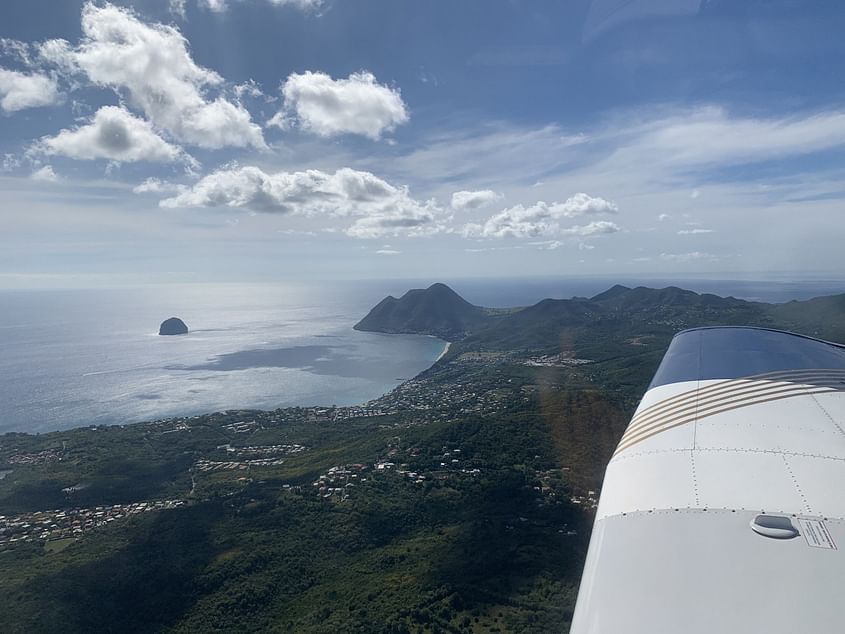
167;344;410;381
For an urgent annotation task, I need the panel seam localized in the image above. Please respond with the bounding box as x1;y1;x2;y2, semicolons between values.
807;390;845;439
781;453;812;515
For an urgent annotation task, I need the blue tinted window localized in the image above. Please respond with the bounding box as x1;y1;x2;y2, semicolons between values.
650;327;845;388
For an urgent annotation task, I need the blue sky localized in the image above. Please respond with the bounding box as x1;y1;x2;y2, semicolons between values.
1;0;844;287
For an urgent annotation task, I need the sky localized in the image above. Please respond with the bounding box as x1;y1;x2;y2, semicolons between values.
1;0;844;288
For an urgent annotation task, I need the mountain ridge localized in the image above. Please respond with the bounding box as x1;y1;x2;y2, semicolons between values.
355;282;845;347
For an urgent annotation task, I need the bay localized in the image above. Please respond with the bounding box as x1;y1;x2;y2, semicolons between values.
2;276;842;434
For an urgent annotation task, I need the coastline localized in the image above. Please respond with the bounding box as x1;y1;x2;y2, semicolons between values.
435;341;451;362
1;330;448;437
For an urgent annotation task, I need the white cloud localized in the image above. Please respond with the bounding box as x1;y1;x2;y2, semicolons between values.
271;71;408;140
0;38;33;64
464;245;524;253
376;249;401;255
553;192;619;216
659;251;718;262
160;165;440;238
277;228;316;236
1;153;21;172
658;213;670;221
527;238;599;251
31;165;58;181
346;211;438;239
529;240;564;250
560;220;620;236
640;107;845;167
388;107;845;216
0;68;60;112
38;106;185;163
450;189;502;211
677;228;714;235
234;80;265;100
199;0;323;11
41;3;264;150
169;0;187;18
132;177;186;194
464;193;618;238
267;0;324;9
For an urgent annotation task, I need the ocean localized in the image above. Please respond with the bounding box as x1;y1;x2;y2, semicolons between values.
1;276;843;435
0;282;445;434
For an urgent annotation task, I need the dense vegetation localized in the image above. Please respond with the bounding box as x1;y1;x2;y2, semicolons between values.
0;410;588;633
1;283;843;632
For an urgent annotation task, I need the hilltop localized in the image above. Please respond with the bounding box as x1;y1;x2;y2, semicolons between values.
356;282;845;351
354;282;489;341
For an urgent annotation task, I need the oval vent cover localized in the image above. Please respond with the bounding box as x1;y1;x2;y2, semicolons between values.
750;514;800;539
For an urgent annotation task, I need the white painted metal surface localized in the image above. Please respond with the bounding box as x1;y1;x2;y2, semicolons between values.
571;328;845;634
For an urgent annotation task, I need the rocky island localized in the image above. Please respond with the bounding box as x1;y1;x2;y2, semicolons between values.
158;317;188;336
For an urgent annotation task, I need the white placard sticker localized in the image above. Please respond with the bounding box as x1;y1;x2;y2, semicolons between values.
798;518;837;550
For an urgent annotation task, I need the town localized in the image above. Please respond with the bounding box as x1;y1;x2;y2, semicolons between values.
0;500;185;546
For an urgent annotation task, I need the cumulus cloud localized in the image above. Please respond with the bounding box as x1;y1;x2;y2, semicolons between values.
0;68;60;112
30;165;58;181
450;189;502;211
376;249;401;255
270;71;408;140
38;106;185;163
40;3;264;150
160;165;439;237
463;193;618;238
677;228;714;235
0;38;32;64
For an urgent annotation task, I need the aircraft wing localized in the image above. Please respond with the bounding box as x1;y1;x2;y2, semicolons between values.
571;326;845;633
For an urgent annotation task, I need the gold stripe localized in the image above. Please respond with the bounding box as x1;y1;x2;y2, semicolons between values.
628;369;845;433
622;374;845;442
612;368;845;457
617;382;841;452
613;385;841;457
631;368;845;423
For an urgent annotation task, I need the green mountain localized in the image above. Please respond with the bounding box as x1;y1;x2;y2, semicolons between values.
356;282;845;354
354;282;489;341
